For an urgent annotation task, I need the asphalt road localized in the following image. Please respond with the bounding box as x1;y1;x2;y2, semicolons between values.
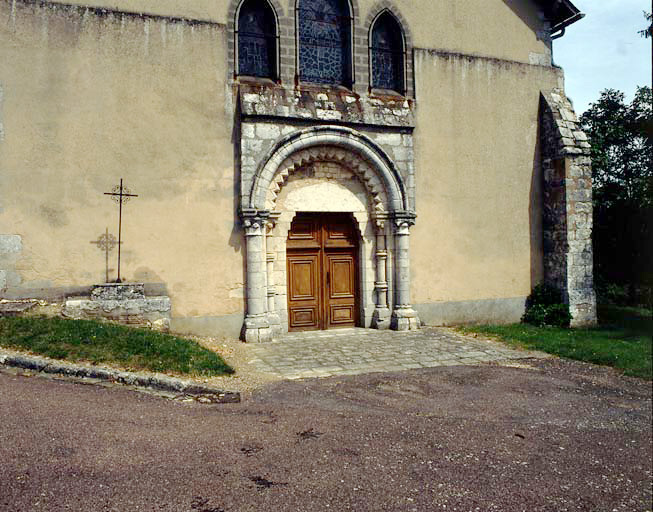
1;358;651;511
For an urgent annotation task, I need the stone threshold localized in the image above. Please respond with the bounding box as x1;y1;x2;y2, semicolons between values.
0;348;240;403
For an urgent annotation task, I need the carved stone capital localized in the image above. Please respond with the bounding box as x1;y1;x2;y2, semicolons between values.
241;209;270;236
392;211;416;233
266;211;281;233
371;213;390;233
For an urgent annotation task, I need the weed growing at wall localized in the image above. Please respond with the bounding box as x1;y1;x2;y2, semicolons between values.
522;284;572;328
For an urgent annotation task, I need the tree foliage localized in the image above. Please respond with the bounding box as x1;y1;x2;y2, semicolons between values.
580;87;652;305
639;11;652;38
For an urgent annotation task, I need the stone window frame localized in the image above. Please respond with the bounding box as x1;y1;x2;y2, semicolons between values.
289;0;371;94
294;0;355;88
235;0;281;80
229;0;417;97
363;2;413;98
228;0;294;82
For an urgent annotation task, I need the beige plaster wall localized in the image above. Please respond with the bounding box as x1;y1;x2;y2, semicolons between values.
44;0;551;63
395;0;551;63
411;49;561;307
43;0;228;23
0;2;243;319
0;0;567;332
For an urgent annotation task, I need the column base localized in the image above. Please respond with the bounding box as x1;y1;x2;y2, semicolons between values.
371;307;391;330
267;312;282;337
390;307;420;331
569;302;597;327
242;315;273;343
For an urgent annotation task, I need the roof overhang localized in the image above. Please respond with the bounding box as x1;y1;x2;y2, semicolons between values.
536;0;584;33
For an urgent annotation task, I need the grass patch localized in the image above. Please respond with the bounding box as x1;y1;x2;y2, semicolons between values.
461;305;652;379
0;316;234;377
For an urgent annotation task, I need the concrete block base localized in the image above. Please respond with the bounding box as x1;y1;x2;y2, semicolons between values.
390;308;420;331
371;307;391;330
62;283;171;329
243;315;273;343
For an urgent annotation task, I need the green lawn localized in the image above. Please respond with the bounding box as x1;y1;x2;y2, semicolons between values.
461;305;652;379
0;316;234;377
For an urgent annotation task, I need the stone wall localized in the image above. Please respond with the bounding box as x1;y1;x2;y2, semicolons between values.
237;81;420;340
0;235;22;291
238;83;416;211
540;90;597;326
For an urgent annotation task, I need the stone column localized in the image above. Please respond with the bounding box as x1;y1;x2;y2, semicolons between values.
390;212;420;331
371;215;391;329
241;209;273;342
265;215;281;336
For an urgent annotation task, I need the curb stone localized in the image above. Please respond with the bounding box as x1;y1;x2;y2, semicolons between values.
0;350;240;403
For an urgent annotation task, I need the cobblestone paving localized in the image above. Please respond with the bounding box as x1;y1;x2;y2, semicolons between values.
246;327;546;379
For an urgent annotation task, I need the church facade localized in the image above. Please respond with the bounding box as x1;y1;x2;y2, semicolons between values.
0;0;597;340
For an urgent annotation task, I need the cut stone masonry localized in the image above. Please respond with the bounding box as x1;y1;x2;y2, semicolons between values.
63;283;171;330
540;89;597;326
238;95;419;340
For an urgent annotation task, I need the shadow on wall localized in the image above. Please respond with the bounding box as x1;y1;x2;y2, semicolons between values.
501;0;548;39
230;91;247;306
530;114;544;290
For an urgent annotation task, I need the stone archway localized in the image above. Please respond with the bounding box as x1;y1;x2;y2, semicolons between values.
240;126;419;342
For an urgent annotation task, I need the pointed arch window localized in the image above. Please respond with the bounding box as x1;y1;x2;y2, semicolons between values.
370;12;404;93
298;0;352;86
237;0;278;79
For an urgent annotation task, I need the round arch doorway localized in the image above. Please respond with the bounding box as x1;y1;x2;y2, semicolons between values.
240;126;420;342
286;212;360;331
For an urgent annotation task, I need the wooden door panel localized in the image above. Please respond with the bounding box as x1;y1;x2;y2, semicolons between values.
288;257;317;300
325;252;356;328
328;256;356;299
329;304;355;325
287;252;320;331
324;217;356;248
287;213;358;331
290;307;318;328
287;218;320;249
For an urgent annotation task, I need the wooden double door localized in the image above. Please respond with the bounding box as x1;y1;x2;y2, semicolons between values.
287;213;359;331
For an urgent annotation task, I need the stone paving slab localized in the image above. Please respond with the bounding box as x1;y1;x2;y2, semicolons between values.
246;326;547;379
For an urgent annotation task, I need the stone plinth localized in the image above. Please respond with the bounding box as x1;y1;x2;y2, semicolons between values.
63;283;171;330
91;283;145;301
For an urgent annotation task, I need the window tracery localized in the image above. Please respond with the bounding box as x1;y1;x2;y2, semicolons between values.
237;0;277;79
370;11;404;93
298;0;352;86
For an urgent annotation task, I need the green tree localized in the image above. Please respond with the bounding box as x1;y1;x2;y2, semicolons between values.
640;11;652;85
580;87;652;306
639;11;652;38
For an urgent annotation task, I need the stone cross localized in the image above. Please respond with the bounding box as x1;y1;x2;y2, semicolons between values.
104;178;138;283
90;227;121;283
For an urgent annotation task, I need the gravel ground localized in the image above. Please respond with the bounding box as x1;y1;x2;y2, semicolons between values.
1;357;650;511
189;335;282;393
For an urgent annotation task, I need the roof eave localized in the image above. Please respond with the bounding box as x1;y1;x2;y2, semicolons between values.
538;0;583;33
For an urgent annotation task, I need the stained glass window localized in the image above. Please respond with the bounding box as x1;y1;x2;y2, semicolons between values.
298;0;352;86
238;0;277;78
371;12;404;93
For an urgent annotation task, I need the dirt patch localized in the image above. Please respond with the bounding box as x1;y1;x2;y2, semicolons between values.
1;357;651;511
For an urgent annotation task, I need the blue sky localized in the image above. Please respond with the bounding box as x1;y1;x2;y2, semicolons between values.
552;0;651;113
